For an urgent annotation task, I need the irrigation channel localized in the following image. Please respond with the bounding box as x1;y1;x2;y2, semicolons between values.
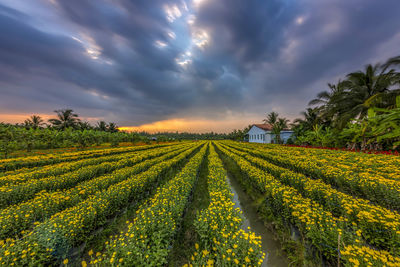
226;174;288;267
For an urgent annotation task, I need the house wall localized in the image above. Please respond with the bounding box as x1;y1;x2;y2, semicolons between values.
247;126;294;144
265;133;272;143
248;126;267;143
280;131;294;143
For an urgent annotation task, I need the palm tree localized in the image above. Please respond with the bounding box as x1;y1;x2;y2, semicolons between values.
96;121;108;131
78;121;92;130
310;58;400;129
293;108;319;131
107;122;118;133
309;81;347;125
272;117;289;144
366;55;400;109
337;64;396;123
24;115;44;129
48;109;80;130
308;82;343;106
263;112;279;125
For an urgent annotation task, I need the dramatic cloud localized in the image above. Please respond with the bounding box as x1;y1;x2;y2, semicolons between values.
0;0;399;131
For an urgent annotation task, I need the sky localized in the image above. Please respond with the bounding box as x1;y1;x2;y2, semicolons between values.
0;0;400;133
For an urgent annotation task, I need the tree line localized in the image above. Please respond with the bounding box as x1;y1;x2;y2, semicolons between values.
23;109;119;132
0;109;233;158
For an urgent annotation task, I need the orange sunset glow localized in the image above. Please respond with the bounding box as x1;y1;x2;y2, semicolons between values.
118;117;257;133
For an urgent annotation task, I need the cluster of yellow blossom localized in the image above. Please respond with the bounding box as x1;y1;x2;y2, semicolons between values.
342;244;400;267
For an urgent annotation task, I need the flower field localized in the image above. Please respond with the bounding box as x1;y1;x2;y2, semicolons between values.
0;141;399;266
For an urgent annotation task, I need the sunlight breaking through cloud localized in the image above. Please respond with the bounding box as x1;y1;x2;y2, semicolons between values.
164;4;182;23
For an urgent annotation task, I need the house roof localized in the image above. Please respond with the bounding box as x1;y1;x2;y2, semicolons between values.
253;124;273;131
252;124;292;132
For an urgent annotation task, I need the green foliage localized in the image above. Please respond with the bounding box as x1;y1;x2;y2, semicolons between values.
293;54;400;150
0;123;150;158
369;95;400;149
0;125;19;158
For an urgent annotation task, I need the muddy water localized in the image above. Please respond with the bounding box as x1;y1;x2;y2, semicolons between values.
226;174;289;267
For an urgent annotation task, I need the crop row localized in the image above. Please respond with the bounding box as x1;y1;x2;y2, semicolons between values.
260;144;400;181
225;142;400;211
220;143;400;255
0;143;171;172
216;143;400;266
0;144;190;208
0;144;173;187
284;144;400;180
89;144;208;266
0;144;191;240
0;143;202;266
189;144;264;266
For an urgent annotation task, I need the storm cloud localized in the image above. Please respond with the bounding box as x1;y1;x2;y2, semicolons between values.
0;0;399;129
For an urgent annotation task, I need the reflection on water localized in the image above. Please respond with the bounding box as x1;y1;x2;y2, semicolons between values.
226;174;288;267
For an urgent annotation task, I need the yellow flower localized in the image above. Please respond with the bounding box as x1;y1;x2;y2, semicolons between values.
81;261;87;267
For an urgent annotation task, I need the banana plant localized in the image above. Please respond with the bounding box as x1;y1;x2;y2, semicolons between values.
369;96;400;149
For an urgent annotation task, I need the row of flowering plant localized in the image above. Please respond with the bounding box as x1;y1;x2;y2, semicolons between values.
226;142;400;210
217;143;400;266
189;144;264;266
222;143;400;255
0;143;201;266
0;142;170;171
0;145;187;208
0;144;190;240
279;144;400;181
89;144;208;266
0;144;169;187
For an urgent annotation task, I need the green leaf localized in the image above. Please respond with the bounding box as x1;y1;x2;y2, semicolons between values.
368;108;376;118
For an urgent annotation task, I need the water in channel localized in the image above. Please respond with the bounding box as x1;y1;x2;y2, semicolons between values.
226;174;289;267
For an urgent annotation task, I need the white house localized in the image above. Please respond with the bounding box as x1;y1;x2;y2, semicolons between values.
247;124;294;144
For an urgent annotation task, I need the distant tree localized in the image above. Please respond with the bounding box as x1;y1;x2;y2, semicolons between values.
263;112;279;125
272;117;289;144
369;95;400;149
292;108;320;137
0;124;18;158
78;121;93;130
96;121;108;131
107;122;118;133
48;109;80;130
24;115;45;129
